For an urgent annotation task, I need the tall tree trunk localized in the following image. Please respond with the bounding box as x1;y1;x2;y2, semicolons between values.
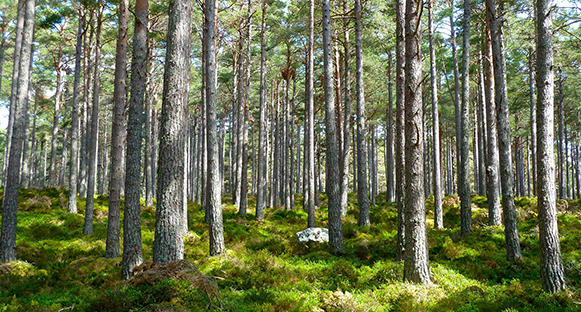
305;0;315;228
106;0;129;258
79;11;94;198
477;61;487;196
153;0;191;263
144;41;157;207
355;0;369;227
459;0;472;236
121;0;148;270
257;0;267;220
429;0;442;229
83;3;103;235
395;0;406;261
450;0;461;198
0;0;34;262
68;11;84;214
486;0;522;261
536;0;565;292
557;71;564;199
2;0;25;187
205;0;225;256
386;51;394;202
528;48;536;196
483;29;501;226
49;48;63;186
404;0;430;283
323;0;343;252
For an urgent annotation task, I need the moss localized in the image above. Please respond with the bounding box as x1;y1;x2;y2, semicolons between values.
3;188;581;311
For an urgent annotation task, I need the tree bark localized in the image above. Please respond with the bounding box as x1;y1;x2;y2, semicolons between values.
323;0;343;252
0;0;34;262
459;0;472;236
404;0;430;283
205;0;225;256
106;0;129;259
429;0;442;229
122;0;147;278
486;0;522;261
2;0;25;187
536;0;565;292
483;29;501;226
557;71;564;199
355;0;369;227
528;49;536;196
68;11;84;214
386;51;394;202
83;3;103;235
305;0;316;228
257;2;267;219
153;0;191;263
395;0;406;261
49;47;63;187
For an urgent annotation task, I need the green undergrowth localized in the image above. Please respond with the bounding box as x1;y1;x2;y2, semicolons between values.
1;187;580;311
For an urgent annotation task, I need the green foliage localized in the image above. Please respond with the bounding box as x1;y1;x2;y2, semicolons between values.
2;189;581;311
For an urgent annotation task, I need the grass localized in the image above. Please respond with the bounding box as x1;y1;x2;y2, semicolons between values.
0;187;580;311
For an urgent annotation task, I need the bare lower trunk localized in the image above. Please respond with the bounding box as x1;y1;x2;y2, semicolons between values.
68;12;84;214
106;0;129;258
355;0;369;227
0;0;34;262
429;0;442;229
83;4;103;235
395;0;405;261
536;0;565;292
403;0;430;283
459;0;472;236
486;0;522;261
483;30;501;226
2;0;25;187
205;0;225;256
49;48;63;187
304;0;315;227
256;1;268;219
153;0;191;263
323;0;343;252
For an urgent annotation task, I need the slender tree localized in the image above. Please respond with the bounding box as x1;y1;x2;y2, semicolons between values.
256;0;268;221
83;2;103;235
395;0;406;261
536;0;565;293
485;0;522;261
0;0;35;262
2;0;25;187
429;0;442;229
483;28;501;226
206;0;225;256
459;0;472;236
305;0;316;228
105;0;129;259
323;0;343;252
355;0;369;227
49;47;64;187
403;0;430;283
122;0;148;278
68;10;84;214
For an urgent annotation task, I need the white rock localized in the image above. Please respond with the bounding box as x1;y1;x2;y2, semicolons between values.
296;227;329;243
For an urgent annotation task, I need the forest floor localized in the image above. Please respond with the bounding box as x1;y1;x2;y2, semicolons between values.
1;188;581;311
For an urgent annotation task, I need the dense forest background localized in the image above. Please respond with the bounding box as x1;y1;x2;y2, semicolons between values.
0;0;580;309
